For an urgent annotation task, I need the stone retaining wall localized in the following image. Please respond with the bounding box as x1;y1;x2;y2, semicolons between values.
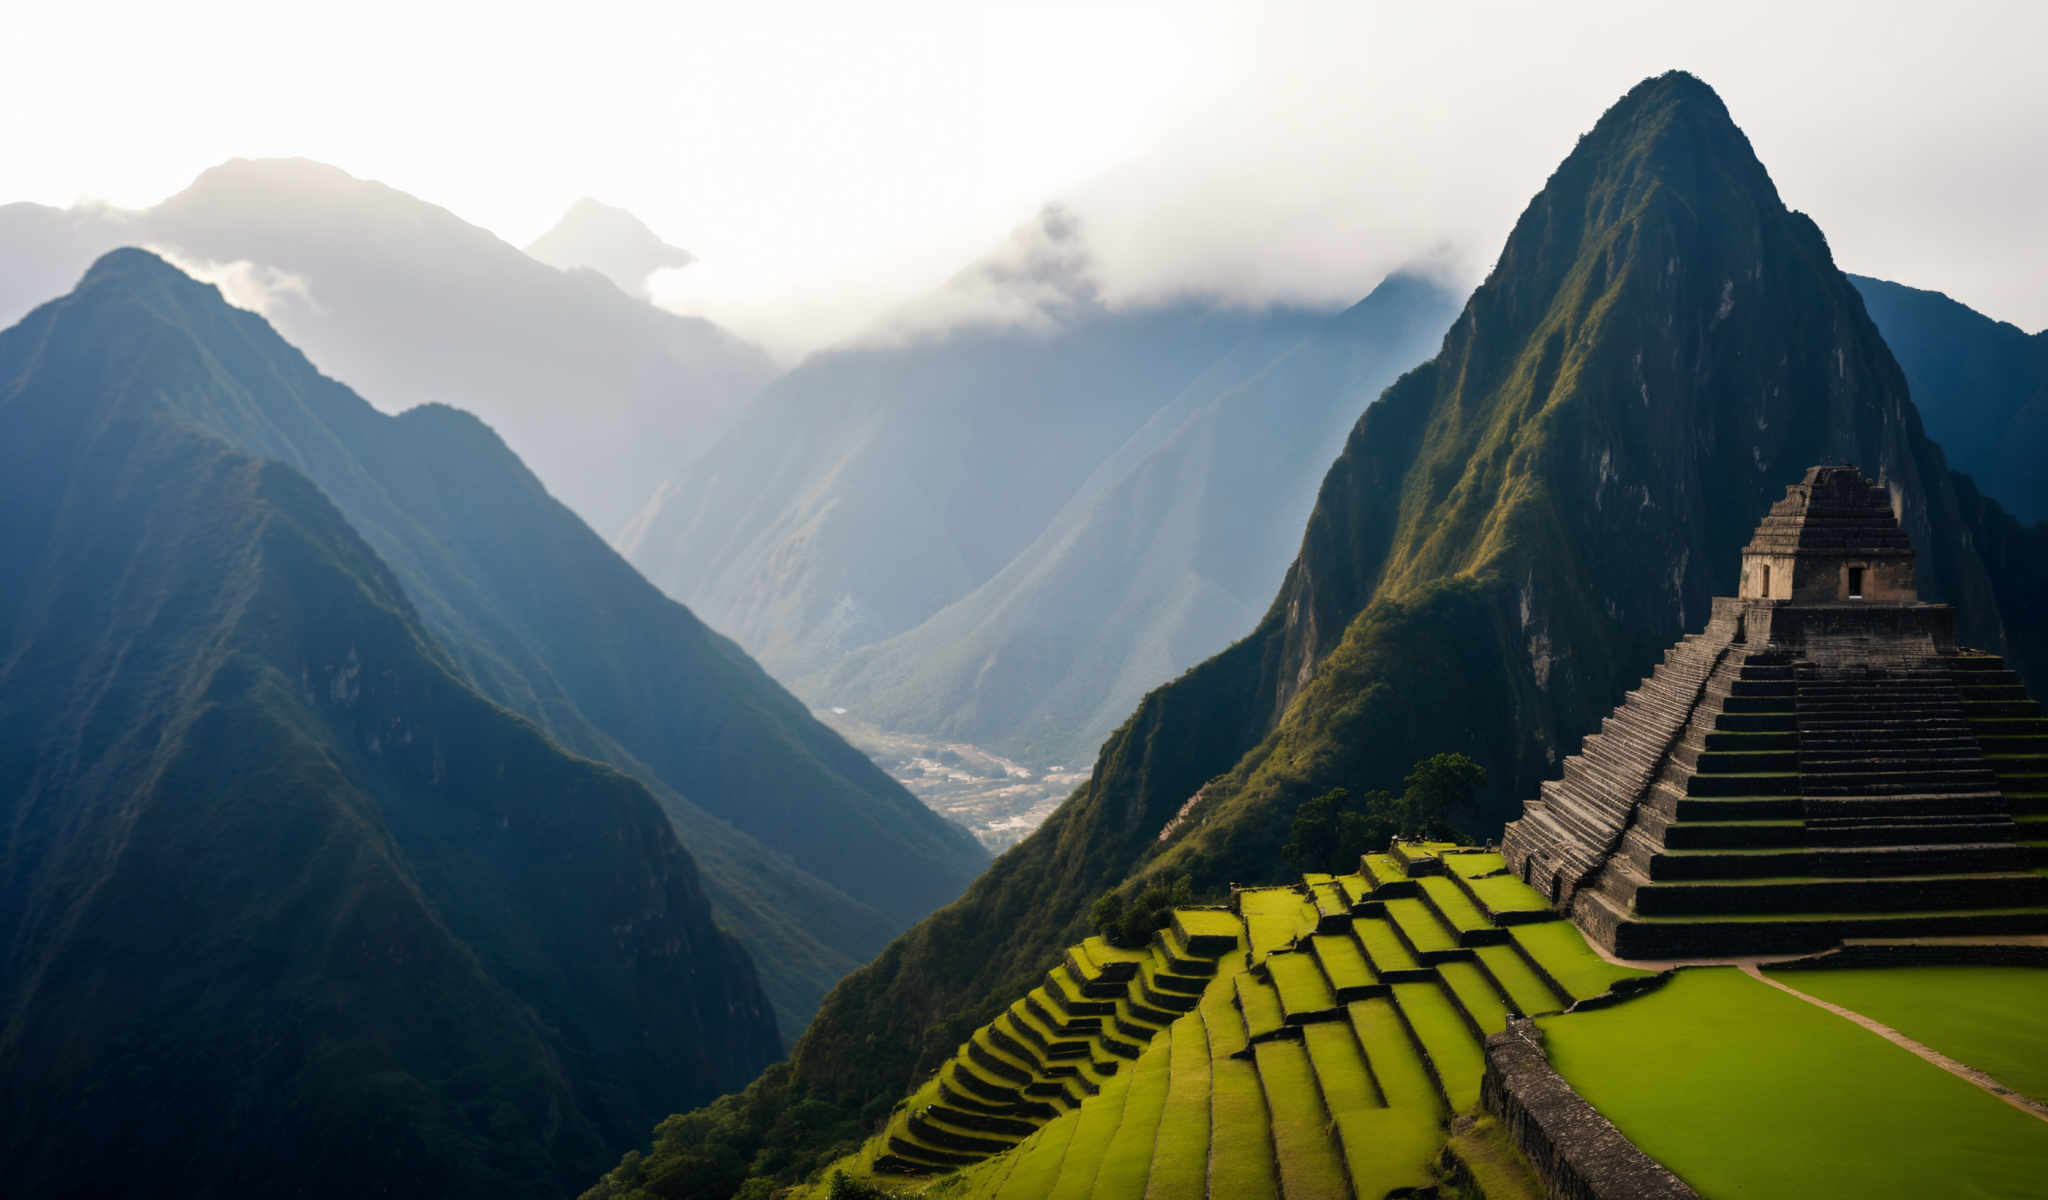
1481;1018;1698;1200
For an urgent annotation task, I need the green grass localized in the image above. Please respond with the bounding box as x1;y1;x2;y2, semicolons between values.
1464;872;1555;917
1419;876;1491;935
1205;983;1280;1200
1763;965;2048;1104
1348;998;1438;1116
1443;1115;1543;1200
1334;873;1372;906
1385;897;1457;956
1144;1015;1212;1200
1174;908;1243;941
1089;1033;1172;1199
1474;943;1568;1015
1538;967;2048;1199
1252;1040;1351;1200
1437;961;1512;1037
1309;933;1375;994
1242;888;1312;961
1363;853;1407;891
1267;951;1338;1018
1045;1043;1138;1200
1353;917;1420;973
1445;851;1508;878
1235;973;1287;1041
1509;919;1650;1002
1302;1021;1381;1110
1391;981;1484;1112
990;1106;1082;1200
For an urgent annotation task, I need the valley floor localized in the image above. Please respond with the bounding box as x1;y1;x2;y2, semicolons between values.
814;708;1084;850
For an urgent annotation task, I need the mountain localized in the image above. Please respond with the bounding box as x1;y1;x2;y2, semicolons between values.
596;72;2048;1198
0;249;780;1198
805;272;1460;769
619;206;1343;681
0;159;775;536
1852;274;2048;523
526;197;697;300
6;249;988;1039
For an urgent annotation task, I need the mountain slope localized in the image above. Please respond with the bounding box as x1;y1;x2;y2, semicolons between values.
806;273;1460;768
620;75;2048;1193
27;248;988;1037
1852;273;2048;523
620;207;1339;680
0;250;780;1198
0;159;775;535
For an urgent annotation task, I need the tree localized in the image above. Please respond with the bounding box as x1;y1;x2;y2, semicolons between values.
1090;875;1194;948
1400;752;1484;842
1284;787;1401;873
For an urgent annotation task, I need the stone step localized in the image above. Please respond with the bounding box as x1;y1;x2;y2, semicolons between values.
1657;820;1807;850
1645;843;2030;881
1688;771;1801;797
1630;871;2048;917
1717;712;1800;733
1673;795;1803;821
1801;771;1999;795
1803;817;2018;847
1602;903;2048;959
1801;793;2008;820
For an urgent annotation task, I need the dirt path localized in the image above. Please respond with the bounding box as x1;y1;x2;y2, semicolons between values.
1739;963;2048;1124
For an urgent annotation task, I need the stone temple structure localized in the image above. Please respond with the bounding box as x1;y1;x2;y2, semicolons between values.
1502;466;2048;957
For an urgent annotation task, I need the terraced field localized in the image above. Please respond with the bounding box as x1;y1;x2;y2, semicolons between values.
814;846;1647;1198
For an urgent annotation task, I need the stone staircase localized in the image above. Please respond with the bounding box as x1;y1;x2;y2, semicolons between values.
1507;644;2048;958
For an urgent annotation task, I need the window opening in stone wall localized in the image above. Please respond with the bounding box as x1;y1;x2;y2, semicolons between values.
1847;566;1865;599
1761;564;1771;596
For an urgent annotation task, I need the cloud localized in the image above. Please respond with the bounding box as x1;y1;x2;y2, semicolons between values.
860;203;1099;347
146;245;317;319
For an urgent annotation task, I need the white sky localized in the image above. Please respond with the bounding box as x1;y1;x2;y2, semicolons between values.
4;0;2042;358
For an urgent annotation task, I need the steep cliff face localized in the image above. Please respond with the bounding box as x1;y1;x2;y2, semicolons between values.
0;251;780;1197
770;72;2045;1116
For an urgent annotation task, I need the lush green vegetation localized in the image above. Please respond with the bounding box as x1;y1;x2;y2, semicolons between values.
1765;965;2048;1104
1540;967;2048;1198
1283;754;1485;872
595;70;2048;1198
1089;875;1195;948
779;844;1654;1199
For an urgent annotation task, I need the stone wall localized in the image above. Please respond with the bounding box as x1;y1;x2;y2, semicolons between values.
1481;1018;1699;1200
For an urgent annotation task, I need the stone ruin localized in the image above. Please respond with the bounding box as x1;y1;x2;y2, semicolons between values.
1502;465;2048;957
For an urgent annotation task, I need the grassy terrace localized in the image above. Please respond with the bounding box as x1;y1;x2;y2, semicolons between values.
1539;967;2048;1199
1763;964;2048;1104
815;844;1690;1198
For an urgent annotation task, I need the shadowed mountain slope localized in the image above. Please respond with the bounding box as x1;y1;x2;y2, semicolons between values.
0;159;774;536
0;249;780;1198
1852;273;2048;524
596;75;2048;1199
806;273;1460;769
6;249;987;1038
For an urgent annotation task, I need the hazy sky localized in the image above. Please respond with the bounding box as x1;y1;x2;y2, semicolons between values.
5;1;2042;358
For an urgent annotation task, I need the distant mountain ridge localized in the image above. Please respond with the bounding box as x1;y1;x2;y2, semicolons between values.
804;271;1461;769
527;197;696;300
618;208;1350;681
0;159;774;536
4;248;987;1039
605;73;2048;1199
0;249;780;1198
1851;273;2048;524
